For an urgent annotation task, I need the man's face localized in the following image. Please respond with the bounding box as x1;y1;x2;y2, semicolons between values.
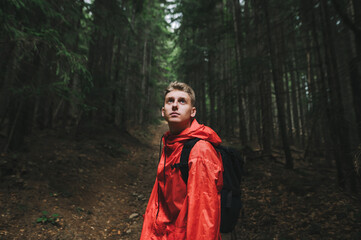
162;90;196;130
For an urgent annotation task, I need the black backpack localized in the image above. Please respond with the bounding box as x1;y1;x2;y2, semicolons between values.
171;138;244;233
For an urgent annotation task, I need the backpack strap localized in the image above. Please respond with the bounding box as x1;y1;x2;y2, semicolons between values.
172;138;201;184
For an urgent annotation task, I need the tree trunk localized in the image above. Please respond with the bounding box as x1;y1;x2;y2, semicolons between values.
139;38;148;124
252;0;273;154
259;72;273;155
279;25;294;145
0;43;19;127
289;54;301;145
263;0;293;169
87;0;117;124
230;0;247;144
321;0;357;192
208;50;216;128
284;67;294;145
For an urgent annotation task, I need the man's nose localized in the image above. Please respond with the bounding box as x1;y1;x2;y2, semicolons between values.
172;101;178;109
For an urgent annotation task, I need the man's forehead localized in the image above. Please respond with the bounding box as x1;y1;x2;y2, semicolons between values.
165;90;190;99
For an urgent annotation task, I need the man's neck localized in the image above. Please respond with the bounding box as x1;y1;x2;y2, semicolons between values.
168;120;192;135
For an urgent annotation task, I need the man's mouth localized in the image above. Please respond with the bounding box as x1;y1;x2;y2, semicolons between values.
170;112;180;116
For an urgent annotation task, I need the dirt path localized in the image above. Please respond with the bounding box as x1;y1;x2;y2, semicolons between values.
0;122;167;240
123;122;168;239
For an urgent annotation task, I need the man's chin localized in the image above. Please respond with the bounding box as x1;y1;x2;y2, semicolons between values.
167;119;182;124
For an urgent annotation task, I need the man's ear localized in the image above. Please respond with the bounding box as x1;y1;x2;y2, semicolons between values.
191;107;196;118
161;107;165;117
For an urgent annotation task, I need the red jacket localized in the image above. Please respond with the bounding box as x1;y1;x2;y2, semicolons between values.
140;119;223;240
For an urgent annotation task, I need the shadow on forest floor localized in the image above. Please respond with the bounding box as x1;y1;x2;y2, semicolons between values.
0;122;361;239
234;154;361;240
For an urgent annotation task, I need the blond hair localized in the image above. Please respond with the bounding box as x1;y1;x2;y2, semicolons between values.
164;81;196;106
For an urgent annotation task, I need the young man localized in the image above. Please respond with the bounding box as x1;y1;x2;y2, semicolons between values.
140;82;223;239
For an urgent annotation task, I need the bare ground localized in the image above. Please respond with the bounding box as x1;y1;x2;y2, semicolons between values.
0;122;167;240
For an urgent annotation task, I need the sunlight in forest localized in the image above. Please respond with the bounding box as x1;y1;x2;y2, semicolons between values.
164;0;181;31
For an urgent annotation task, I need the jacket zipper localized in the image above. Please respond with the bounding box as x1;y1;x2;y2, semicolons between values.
156;135;165;219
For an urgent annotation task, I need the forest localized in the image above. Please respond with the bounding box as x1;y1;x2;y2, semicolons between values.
1;0;361;239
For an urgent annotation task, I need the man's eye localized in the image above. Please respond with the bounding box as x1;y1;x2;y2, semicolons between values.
167;99;174;103
179;99;185;103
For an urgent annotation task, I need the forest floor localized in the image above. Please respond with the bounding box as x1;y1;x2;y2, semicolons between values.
0;122;361;240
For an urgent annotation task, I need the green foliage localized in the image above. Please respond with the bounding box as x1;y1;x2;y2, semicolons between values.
173;0;223;83
1;0;174;138
1;0;94;113
36;211;60;225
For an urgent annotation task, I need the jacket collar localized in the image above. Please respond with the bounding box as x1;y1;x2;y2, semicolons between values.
164;119;221;147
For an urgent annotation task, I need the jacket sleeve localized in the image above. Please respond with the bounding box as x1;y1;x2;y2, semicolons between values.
186;140;223;240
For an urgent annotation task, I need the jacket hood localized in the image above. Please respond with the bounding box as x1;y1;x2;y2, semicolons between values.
164;119;221;148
